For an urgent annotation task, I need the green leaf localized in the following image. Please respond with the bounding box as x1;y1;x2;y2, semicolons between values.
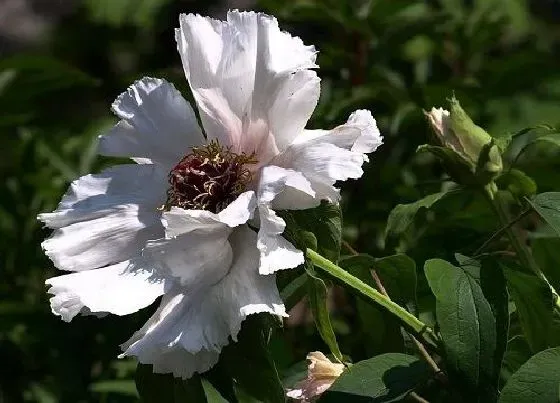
308;250;436;347
281;202;344;360
424;259;497;400
306;265;344;362
533;237;560;296
529;192;560;236
135;364;206;403
340;254;417;310
479;260;509;385
84;0;173;28
320;353;430;402
374;255;417;311
339;254;409;354
201;379;229;403
498;347;560;403
531;132;560;148
283;201;342;263
500;336;532;383
90;380;138;397
417;144;476;185
502;267;553;353
385;192;447;240
496;169;537;197
220;315;285;403
0;55;97;89
279;273;308;311
455;255;509;387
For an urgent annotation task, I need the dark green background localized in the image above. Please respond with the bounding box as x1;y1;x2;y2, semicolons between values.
2;0;560;401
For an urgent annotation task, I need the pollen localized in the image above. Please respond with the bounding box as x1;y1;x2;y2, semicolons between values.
165;140;257;213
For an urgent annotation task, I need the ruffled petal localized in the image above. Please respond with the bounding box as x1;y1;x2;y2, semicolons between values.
256;166;315;274
143;228;233;288
274;109;382;203
38;164;167;272
145;192;257;286
175;11;319;162
218;225;287;324
98;77;204;167
136;346;220;380
121;226;286;379
45;259;167;322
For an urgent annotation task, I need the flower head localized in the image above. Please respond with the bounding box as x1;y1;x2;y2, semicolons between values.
39;11;381;379
166;140;257;213
287;352;345;402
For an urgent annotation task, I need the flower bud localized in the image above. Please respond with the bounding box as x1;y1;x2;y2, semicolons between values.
286;352;345;402
424;97;502;184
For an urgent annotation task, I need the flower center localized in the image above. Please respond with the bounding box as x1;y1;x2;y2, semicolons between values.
166;140;257;213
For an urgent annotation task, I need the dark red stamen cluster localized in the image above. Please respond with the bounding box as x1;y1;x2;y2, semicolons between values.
166;141;256;213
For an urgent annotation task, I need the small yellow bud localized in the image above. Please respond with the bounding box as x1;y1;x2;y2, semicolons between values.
286;352;345;402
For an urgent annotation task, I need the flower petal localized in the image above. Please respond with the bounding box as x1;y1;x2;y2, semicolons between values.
38;164;167;271
143;227;233;288
121;226;286;379
256;166;315;274
46;258;167;322
220;225;287;323
147;191;257;286
274;109;382;203
98;77;203;167
175;11;319;160
162;191;256;238
136;346;220;380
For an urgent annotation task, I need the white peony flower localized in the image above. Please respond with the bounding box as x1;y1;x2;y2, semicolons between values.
39;11;382;379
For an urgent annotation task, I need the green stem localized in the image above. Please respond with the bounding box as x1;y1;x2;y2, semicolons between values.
484;185;560;312
306;248;439;348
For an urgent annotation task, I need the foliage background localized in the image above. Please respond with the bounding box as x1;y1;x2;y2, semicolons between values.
1;0;560;401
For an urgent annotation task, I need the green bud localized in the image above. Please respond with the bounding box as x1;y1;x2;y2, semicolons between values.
424;97;503;185
448;97;493;165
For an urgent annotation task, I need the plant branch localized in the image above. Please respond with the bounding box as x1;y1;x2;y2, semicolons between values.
307;248;439;348
473;208;532;256
409;392;430;403
342;240;443;377
483;186;560;311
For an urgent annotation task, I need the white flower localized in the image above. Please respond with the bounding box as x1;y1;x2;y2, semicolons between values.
287;352;345;402
39;11;382;379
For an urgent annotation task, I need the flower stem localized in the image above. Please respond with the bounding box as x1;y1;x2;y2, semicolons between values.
306;248;439;348
341;240;443;376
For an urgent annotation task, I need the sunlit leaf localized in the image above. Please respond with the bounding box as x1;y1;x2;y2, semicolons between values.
424;258;498;399
321;353;430;402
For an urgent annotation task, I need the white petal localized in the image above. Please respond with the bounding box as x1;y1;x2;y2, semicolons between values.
120;290;220;379
162;191;256;238
274;109;382;203
136;346;220;380
256;69;320;153
38;164;167;271
143;228;233;288
46;259;167;322
256;166;315;274
217;191;257;227
257;204;304;275
121;226;286;379
144;191;254;287
219;226;287;323
175;11;319;160
98;77;203;167
258;165;315;204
